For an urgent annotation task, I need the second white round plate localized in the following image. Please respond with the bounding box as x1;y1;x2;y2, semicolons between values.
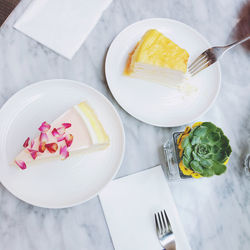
0;79;125;208
105;18;221;127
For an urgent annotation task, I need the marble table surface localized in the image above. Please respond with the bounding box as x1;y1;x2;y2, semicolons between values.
0;0;250;249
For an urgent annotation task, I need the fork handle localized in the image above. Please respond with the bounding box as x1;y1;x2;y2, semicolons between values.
213;35;250;59
223;35;250;52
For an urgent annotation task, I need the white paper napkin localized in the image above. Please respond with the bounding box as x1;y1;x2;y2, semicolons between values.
14;0;112;59
99;166;191;250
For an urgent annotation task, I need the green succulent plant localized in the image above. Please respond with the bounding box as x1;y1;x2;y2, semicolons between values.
181;122;232;177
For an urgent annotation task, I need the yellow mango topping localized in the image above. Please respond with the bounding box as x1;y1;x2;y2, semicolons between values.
124;29;189;75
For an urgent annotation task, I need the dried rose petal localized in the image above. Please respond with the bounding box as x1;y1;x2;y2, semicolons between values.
60;145;69;160
57;127;65;135
31;139;35;148
39;142;46;153
23;137;30;148
15;160;27;170
27;149;39;160
57;135;65;142
39;121;51;132
62;123;71;129
51;128;60;137
45;143;58;153
52;128;66;142
39;132;48;143
65;134;73;147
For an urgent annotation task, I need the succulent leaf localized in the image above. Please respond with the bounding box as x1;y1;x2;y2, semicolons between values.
213;150;228;163
192;151;201;162
183;156;191;169
207;131;220;143
191;135;201;145
213;162;227;175
212;145;219;154
193;126;208;137
201;168;214;177
200;158;213;169
226;145;232;156
190;161;203;174
202;122;217;131
200;136;209;144
181;137;190;148
184;145;192;159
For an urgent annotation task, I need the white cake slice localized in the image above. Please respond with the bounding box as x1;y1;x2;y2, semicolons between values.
14;102;109;169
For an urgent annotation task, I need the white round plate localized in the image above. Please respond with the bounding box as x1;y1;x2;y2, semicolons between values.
105;18;221;127
0;79;125;208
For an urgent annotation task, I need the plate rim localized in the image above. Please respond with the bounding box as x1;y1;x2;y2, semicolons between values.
0;79;126;208
105;17;221;127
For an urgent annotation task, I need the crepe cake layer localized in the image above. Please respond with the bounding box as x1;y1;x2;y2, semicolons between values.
124;29;189;88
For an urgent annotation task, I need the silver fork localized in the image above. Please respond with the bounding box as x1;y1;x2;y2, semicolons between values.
155;210;176;250
188;35;250;76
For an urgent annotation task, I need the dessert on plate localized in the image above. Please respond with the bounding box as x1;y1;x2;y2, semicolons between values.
15;102;109;169
177;122;232;178
124;29;189;88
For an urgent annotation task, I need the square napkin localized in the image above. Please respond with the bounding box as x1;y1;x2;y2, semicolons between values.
99;166;191;250
14;0;112;59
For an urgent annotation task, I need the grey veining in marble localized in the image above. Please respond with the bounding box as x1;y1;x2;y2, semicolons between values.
0;0;250;249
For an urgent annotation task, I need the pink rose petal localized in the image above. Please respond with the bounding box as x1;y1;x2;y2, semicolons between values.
45;143;58;153
62;123;71;129
51;128;60;137
23;137;30;148
52;128;65;142
60;145;69;160
39;132;48;143
31;139;35;148
39;121;51;132
39;142;46;153
27;149;39;160
57;135;65;142
15;160;27;170
65;134;73;147
57;127;65;135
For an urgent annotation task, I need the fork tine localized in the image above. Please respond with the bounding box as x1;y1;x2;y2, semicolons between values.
189;56;208;74
157;212;162;234
188;56;207;73
190;60;211;76
164;210;172;232
154;213;160;236
157;212;163;234
160;211;167;233
188;53;206;71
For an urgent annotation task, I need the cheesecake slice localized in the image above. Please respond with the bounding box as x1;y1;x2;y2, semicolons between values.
15;102;109;169
124;29;189;88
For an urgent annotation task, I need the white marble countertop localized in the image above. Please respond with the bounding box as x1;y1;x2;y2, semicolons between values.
0;0;250;249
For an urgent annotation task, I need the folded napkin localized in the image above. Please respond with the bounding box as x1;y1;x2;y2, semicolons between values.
99;166;191;250
14;0;112;59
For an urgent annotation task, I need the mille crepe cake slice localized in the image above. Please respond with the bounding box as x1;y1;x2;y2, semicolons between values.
15;102;109;169
124;29;189;88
